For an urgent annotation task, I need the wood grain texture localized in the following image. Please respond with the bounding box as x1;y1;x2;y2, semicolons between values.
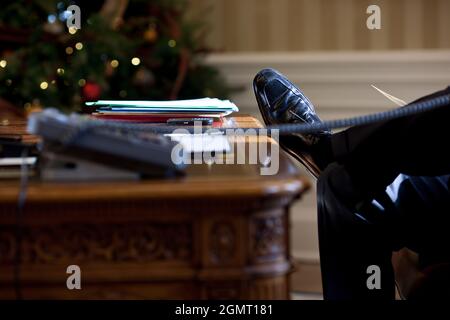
0;115;310;299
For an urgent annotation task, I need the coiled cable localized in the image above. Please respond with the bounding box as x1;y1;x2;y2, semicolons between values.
71;93;450;136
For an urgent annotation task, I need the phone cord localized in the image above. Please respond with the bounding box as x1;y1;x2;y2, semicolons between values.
76;93;450;136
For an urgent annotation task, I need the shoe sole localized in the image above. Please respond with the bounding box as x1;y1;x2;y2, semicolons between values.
279;141;321;179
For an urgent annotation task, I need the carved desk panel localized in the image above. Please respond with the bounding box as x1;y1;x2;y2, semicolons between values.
0;115;310;299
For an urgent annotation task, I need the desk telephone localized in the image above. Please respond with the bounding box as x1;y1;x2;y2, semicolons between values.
28;109;185;179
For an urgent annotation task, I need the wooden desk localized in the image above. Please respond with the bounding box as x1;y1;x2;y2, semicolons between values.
0;115;310;299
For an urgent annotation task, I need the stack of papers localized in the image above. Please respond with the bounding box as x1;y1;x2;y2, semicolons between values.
87;98;239;122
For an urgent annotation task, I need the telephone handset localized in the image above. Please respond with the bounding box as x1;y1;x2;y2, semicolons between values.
28;109;186;177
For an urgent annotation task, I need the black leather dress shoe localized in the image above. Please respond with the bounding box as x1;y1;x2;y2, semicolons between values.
253;68;332;178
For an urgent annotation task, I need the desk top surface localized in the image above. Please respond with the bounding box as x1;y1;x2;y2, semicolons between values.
0;114;310;202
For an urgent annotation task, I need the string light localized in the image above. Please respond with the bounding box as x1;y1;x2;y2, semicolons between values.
131;57;140;66
57;68;65;75
65;47;74;55
0;60;7;68
168;40;176;48
110;60;119;68
68;27;77;35
40;81;49;90
75;42;83;50
78;79;86;87
47;14;56;23
5;79;12;86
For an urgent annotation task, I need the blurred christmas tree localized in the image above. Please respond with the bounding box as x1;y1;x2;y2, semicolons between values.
0;0;230;112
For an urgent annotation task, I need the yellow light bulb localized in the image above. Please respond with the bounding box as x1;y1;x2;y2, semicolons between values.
110;60;119;68
75;42;83;50
68;27;77;35
66;47;74;55
168;40;176;48
131;57;140;66
57;68;65;75
78;79;86;87
0;60;7;68
40;81;49;90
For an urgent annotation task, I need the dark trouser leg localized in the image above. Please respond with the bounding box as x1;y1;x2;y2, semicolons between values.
317;87;450;299
318;168;450;300
398;175;450;299
331;86;450;200
317;163;395;300
392;175;450;268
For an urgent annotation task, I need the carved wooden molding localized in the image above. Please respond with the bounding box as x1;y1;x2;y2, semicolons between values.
0;223;192;265
251;214;286;262
209;221;237;265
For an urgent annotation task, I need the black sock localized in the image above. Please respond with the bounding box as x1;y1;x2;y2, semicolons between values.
312;134;334;170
